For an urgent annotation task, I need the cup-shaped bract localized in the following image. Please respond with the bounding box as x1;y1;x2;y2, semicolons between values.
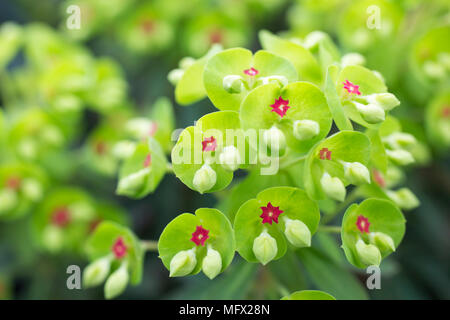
234;187;320;264
158;208;235;278
203;48;298;111
341;199;406;268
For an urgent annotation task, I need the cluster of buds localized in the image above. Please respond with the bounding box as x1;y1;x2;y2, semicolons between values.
383;132;417;166
222;67;288;94
169;226;223;279
354;216;396;266
423;52;450;80
352;92;400;124
0;176;43;215
293;120;320;141
167;56;197;85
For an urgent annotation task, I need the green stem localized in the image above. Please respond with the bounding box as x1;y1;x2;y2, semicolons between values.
318;225;341;233
166;163;174;174
321;188;360;224
280;155;307;169
141;240;158;252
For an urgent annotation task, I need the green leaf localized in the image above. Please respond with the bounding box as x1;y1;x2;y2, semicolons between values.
149;97;176;153
281;290;336;300
158;208;235;277
341;198;406;268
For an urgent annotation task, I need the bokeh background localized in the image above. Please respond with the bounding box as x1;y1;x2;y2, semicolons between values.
0;0;448;299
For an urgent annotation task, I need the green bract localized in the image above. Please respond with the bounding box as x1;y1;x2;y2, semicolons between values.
234;187;320;264
341;198;406;268
281;290;336;300
240;81;332;153
85;221;144;295
304;131;371;201
203;48;298;111
116;137;167;199
171;111;244;193
158;208;235;278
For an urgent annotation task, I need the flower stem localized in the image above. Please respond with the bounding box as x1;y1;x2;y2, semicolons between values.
280;155;308;169
166;163;174;174
318;225;341;233
141;240;158;252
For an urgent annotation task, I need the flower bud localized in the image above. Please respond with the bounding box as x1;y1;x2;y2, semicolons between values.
125;118;153;139
18;138;37;159
383;132;416;149
179;57;196;70
104;263;129;299
69;202;95;221
21;178;43;201
341;52;366;67
386;149;414;166
223;75;245;94
303;31;327;49
41;125;64;146
253;230;277;265
202;247;222;280
293;120;320;141
355;239;381;266
354;102;385;124
342;161;371;185
320;172;346;202
167;68;184;85
283;218;311;248
193;164;217;194
263;126;286;155
258;75;288;87
83;256;112;288
42;225;63;252
169;248;197;277
369;232;395;253
365;93;400;111
112;140;136;159
0;188;18;214
423;60;446;79
116;168;150;196
386;188;420;210
219;145;241;171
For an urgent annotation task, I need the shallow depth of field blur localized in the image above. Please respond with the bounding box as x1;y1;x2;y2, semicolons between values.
0;0;448;300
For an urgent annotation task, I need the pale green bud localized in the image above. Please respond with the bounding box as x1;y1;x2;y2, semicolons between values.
83;256;112;288
68;202;95;221
53;94;83;112
354;102;385;124
253;230;278;265
341;52;366;67
112;140;136;159
21;178;43;201
104;263;129;299
219;145;241;171
386;188;420;210
116;168;150;196
18;138;37;159
365;93;400;111
223;75;245;94
355;239;381;266
303;31;327;49
0;188;18;213
193;164;216;193
283;218;311;248
293;120;320;141
258;75;288;87
341;161;371;185
423;60;446;79
42;225;63;252
179;57;196;69
386;149;415;166
320;172;346;202
369;232;395;253
385;166;404;188
125;118;153;139
383;132;417;149
41;125;64;146
202;246;222;280
169;248;197;277
167;68;184;85
263;126;286;155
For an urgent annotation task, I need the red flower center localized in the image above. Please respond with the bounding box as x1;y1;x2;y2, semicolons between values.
5;176;21;190
141;19;155;34
244;67;259;76
356;215;370;234
270;97;290;118
202;136;217;152
51;207;71;228
319;148;332;160
190;225;209;246
260;202;283;225
209;29;223;44
143;153;152;167
343;80;361;95
373;169;386;188
95;141;107;155
112;237;128;259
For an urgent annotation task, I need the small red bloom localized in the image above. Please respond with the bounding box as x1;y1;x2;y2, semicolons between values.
51;207;71;228
260;202;284;225
141;19;155;34
356;215;370;234
244;67;259;76
373;169;386;188
209;29;223;44
441;106;450;118
319;148;332;160
270;97;290;118
190;225;209;246
95;141;107;155
143;153;152;167
202;136;217;152
5;176;21;190
149;122;158;136
343;80;361;95
112;237;128;259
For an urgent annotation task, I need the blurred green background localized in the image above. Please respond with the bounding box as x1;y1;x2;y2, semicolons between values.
0;0;448;299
